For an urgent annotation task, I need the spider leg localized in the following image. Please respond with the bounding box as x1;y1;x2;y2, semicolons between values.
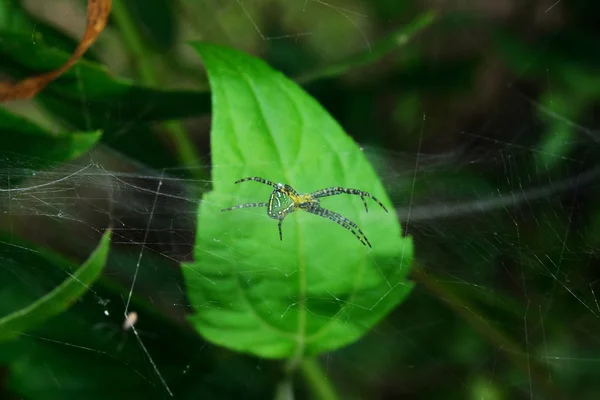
361;195;368;213
221;202;267;212
278;219;283;241
234;177;278;188
303;205;371;248
310;187;388;213
282;184;299;196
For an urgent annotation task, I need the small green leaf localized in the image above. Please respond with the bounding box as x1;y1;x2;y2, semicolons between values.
0;230;112;341
0;107;101;175
182;43;414;359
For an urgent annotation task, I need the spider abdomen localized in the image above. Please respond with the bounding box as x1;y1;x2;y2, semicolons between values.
267;190;294;220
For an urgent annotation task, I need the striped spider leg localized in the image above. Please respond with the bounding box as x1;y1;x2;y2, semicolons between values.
233;176;299;196
221;202;268;212
309;187;388;213
300;202;372;247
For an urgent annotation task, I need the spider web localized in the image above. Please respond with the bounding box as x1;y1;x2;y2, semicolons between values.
2;1;600;399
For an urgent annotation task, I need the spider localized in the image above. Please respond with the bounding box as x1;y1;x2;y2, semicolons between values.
221;176;388;247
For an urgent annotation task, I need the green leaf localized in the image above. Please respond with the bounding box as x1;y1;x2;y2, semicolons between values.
0;32;211;128
0;230;112;341
0;32;210;167
182;43;414;359
0;107;101;175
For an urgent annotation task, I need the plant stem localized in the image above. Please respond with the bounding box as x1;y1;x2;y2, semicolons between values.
299;358;340;400
110;1;203;171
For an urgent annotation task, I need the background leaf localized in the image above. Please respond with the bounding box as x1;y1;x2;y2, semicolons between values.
182;42;414;359
0;32;210;168
0;107;101;178
0;230;111;341
0;32;211;125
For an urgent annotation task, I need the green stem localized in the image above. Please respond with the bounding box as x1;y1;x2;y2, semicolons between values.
299;358;340;400
110;1;203;171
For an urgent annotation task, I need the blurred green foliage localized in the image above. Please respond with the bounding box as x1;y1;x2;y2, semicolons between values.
1;0;600;399
0;106;101;175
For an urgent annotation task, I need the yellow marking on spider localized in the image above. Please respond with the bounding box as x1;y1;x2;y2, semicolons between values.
293;193;316;204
